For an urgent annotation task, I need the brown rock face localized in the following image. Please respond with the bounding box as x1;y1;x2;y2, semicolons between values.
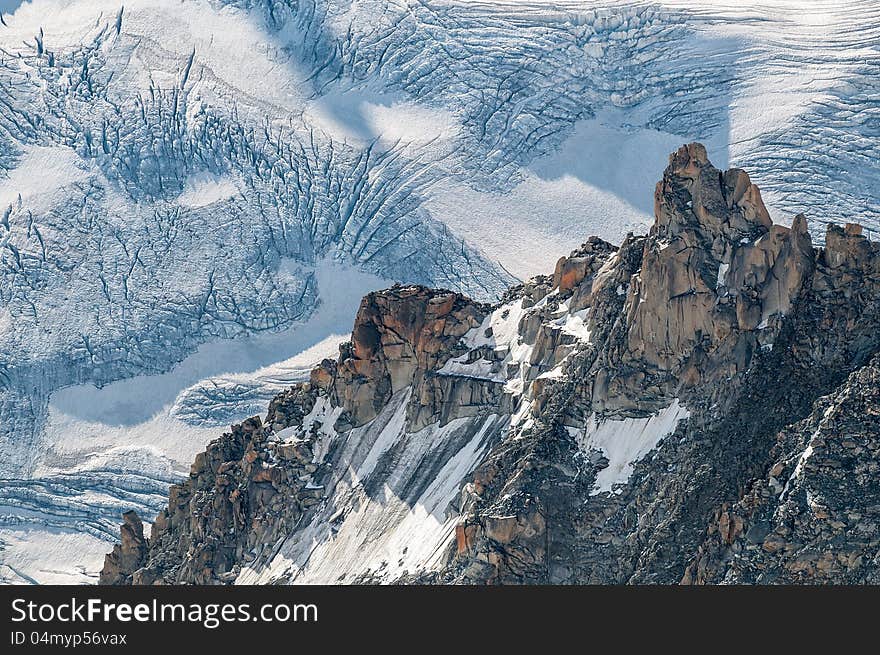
322;286;489;430
101;286;494;584
550;236;620;312
654;143;772;240
103;406;334;584
99;511;147;585
824;223;878;271
595;144;814;411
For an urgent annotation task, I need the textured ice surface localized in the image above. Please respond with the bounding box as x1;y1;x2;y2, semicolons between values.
1;0;879;582
0;260;389;584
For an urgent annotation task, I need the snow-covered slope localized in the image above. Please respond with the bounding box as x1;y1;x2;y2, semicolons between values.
236;393;509;584
1;0;879;583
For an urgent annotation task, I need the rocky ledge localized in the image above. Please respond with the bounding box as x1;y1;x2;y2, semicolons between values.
101;144;880;585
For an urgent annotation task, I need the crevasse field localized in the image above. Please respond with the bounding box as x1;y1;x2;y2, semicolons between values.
0;0;877;583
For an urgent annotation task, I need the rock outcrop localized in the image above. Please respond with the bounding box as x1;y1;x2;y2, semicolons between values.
104;413;329;585
101;285;500;584
322;286;489;430
99;511;147;585
102;144;880;585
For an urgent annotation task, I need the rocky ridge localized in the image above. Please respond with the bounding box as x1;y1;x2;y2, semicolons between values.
101;145;880;585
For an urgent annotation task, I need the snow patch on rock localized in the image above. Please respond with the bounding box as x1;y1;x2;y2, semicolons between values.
575;399;690;495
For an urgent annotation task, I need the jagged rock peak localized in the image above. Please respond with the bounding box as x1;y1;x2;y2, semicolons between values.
824;222;880;271
655;142;771;244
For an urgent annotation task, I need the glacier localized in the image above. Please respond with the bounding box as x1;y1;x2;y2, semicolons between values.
0;0;878;583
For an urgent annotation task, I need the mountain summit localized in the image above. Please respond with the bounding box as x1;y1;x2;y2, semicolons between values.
101;145;880;585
